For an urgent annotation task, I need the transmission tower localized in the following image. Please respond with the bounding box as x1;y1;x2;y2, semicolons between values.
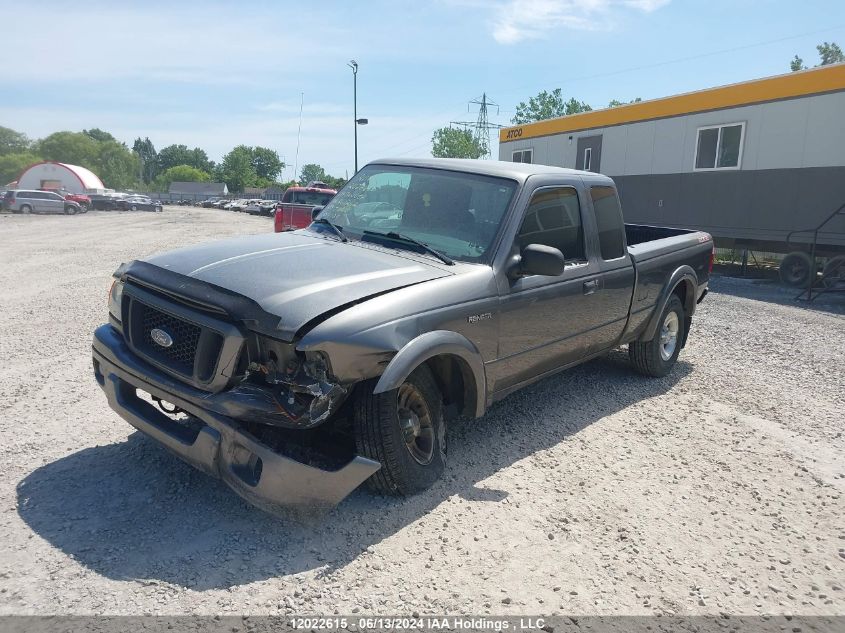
451;93;504;159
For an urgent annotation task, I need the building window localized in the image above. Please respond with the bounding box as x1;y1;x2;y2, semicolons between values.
694;122;745;170
512;149;533;164
583;147;592;172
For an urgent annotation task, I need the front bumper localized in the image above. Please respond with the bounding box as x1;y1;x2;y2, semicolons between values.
92;325;380;515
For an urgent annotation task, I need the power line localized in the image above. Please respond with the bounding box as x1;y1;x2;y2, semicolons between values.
451;93;504;158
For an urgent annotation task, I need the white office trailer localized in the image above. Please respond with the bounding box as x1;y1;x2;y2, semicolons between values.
499;64;845;288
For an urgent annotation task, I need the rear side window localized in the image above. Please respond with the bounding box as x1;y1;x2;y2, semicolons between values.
590;186;626;260
517;187;585;262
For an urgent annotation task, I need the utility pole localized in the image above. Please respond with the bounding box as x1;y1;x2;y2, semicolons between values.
451;93;504;159
348;60;368;174
294;92;303;184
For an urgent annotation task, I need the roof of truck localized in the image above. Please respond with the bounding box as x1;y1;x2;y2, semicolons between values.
371;157;600;181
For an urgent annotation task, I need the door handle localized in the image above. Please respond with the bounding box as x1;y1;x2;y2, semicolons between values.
583;279;599;295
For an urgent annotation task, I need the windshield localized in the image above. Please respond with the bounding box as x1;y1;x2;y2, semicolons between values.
286;191;335;205
314;164;517;262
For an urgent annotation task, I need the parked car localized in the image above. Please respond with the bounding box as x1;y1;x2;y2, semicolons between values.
201;198;220;208
89;193;128;211
49;188;91;212
116;196;163;212
273;184;337;232
4;189;81;215
92;158;712;515
229;199;249;212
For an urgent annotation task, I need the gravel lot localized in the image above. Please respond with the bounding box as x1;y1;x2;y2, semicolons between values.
1;207;843;617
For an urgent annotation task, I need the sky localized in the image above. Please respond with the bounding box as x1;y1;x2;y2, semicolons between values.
2;0;844;181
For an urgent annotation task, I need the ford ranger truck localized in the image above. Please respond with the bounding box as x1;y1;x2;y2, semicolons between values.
92;158;712;514
273;184;337;232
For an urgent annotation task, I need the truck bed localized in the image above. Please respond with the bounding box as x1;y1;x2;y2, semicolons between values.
625;223;711;263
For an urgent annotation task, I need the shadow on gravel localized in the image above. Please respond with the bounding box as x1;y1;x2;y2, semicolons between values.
709;275;845;315
17;351;690;590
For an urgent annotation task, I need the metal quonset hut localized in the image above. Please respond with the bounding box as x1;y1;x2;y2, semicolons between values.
499;64;845;287
17;161;106;195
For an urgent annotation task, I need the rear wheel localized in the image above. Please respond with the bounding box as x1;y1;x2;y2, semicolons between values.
20;204;31;215
79;204;89;213
779;251;813;287
353;365;446;496
629;295;685;378
131;204;138;211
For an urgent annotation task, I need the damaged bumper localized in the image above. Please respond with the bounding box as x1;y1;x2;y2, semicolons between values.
92;325;380;514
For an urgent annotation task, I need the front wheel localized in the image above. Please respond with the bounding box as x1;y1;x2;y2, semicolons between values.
822;255;845;288
353;365;446;496
64;205;77;215
629;295;685;378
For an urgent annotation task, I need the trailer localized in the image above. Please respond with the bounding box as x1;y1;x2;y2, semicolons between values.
499;64;845;291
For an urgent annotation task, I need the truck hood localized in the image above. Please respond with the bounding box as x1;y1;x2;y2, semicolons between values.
133;232;453;340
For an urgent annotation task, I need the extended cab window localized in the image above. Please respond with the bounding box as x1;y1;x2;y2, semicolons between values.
517;187;585;262
590;186;626;260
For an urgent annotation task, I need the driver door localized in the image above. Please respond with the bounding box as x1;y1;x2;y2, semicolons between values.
491;186;602;393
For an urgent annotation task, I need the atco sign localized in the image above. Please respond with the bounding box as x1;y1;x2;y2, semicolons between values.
505;128;523;139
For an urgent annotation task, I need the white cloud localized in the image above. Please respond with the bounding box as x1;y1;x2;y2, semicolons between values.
489;0;671;44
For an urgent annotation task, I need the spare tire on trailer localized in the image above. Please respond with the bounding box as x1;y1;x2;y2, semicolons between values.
779;251;813;287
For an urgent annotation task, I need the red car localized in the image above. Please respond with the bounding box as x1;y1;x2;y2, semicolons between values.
273;183;337;232
43;188;91;212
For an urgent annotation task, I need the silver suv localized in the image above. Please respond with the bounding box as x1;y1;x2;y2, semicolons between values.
4;190;81;215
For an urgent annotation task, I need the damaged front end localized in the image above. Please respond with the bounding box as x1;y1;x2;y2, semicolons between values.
231;351;348;429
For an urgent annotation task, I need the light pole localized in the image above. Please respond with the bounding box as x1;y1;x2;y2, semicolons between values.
348;59;368;173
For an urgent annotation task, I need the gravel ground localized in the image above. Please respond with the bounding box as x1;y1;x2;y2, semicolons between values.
0;207;843;617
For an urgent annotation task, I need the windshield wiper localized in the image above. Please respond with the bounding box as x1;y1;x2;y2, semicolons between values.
311;217;348;242
362;230;454;265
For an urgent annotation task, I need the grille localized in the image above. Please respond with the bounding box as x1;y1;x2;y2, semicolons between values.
139;304;201;374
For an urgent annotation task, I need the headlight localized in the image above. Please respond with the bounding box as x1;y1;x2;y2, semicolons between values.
108;279;124;322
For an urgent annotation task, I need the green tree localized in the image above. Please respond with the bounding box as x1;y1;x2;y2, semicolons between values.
251;146;284;181
93;140;140;189
299;163;328;184
790;55;806;72
817;41;844;65
512;88;592;124
608;97;642;108
83;128;118;143
219;146;257;192
157;144;213;173
133;137;158;184
430;127;486;159
0;152;41;184
0;126;31;156
791;41;843;70
35;131;99;165
153;164;211;190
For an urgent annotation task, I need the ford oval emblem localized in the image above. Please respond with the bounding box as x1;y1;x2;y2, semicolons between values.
150;328;174;348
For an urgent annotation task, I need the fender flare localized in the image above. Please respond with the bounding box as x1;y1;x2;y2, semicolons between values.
373;330;487;418
640;265;698;342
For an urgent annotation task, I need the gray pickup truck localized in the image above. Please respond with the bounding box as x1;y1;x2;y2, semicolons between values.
92;158;712;514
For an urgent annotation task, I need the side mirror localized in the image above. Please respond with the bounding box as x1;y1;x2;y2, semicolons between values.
518;244;566;277
311;205;324;220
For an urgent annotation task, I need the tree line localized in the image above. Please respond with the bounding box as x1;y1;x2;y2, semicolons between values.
432;40;843;160
0;126;346;193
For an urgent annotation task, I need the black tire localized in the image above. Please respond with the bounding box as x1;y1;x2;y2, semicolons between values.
353;365;446;496
80;204;89;213
779;251;813;287
822;255;845;288
629;295;685;378
20;204;31;215
64;205;77;215
131;204;138;211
